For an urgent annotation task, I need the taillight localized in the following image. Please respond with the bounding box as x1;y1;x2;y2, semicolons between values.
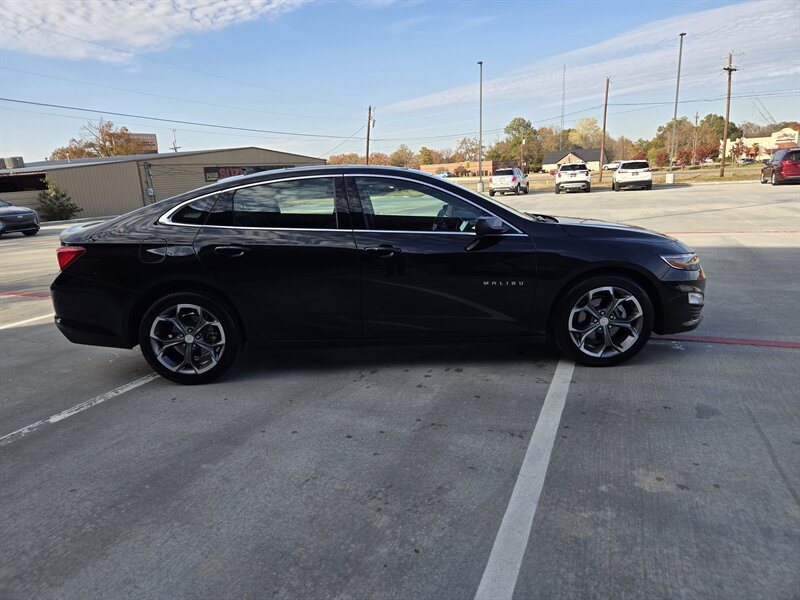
557;172;562;178
511;176;517;182
618;169;628;173
644;168;652;172
57;246;85;270
490;176;493;183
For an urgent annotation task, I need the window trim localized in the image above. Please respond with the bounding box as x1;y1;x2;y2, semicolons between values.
158;174;345;232
346;173;524;235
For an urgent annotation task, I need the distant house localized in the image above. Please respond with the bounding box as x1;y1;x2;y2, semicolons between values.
542;149;607;172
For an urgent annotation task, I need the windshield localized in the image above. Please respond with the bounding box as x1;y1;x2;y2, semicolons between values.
0;199;10;207
559;164;587;171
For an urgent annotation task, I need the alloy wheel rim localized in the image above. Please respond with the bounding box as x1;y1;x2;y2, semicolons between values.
149;303;225;375
568;286;644;358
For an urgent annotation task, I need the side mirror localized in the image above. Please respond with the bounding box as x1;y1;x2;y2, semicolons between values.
475;216;508;235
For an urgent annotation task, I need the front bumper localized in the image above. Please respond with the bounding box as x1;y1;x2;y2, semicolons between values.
654;273;707;334
0;216;39;233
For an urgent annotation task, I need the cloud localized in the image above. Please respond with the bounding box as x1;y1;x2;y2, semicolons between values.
383;1;800;114
0;0;309;62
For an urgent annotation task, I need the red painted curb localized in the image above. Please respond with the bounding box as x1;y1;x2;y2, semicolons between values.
655;335;800;349
0;292;51;299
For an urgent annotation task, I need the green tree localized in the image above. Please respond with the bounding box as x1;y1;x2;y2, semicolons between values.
36;178;82;221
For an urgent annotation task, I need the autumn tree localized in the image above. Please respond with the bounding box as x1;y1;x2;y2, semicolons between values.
389;144;416;168
567;118;602;148
50;119;153;160
453;137;481;161
417;146;442;165
368;152;391;165
327;152;363;164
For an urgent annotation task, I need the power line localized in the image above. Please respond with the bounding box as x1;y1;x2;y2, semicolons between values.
0;66;361;122
0;97;365;140
322;124;367;156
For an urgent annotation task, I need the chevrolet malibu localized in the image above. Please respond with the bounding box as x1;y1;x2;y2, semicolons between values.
51;166;706;384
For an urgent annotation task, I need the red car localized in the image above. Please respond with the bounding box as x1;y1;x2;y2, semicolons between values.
760;147;800;185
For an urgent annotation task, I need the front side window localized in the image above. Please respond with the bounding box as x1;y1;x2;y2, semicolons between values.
232;177;337;229
354;177;489;232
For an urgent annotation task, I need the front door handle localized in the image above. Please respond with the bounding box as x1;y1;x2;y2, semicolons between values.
363;245;402;258
213;245;250;258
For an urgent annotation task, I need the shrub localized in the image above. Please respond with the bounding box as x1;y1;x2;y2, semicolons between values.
36;179;82;221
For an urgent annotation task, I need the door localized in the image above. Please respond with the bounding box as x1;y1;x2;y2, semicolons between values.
346;175;537;338
190;175;361;342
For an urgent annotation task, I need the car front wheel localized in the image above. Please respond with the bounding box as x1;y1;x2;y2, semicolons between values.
554;276;654;367
138;292;240;384
760;171;767;184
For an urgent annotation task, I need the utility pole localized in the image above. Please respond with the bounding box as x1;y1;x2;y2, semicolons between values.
365;106;373;165
668;32;687;177
560;65;566;151
520;137;526;171
599;77;610;183
170;129;181;153
691;112;699;165
477;60;484;192
720;53;737;178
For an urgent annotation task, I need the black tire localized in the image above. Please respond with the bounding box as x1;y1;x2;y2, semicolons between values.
613;182;619;192
646;183;653;190
585;184;591;193
554;275;654;367
760;171;767;184
515;184;521;195
523;185;529;194
554;185;560;194
22;228;40;236
489;190;495;196
138;292;240;384
771;173;778;186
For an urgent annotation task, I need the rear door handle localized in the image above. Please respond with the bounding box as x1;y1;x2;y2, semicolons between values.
213;245;250;258
363;245;402;258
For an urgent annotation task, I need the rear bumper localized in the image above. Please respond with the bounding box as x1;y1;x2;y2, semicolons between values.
51;274;136;349
556;180;589;190
776;174;800;183
615;178;652;188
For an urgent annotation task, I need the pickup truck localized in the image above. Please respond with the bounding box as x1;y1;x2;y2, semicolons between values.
489;167;528;196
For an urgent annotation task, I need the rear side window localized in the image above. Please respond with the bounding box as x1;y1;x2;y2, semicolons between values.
170;193;230;226
621;161;650;170
232;178;337;229
783;151;800;162
559;164;586;172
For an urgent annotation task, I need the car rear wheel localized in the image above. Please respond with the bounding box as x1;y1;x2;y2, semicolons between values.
138;292;240;384
613;182;619;191
22;228;40;236
585;184;591;193
554;275;654;367
523;185;529;194
515;184;521;195
489;190;495;196
771;173;778;185
554;185;560;194
646;183;653;190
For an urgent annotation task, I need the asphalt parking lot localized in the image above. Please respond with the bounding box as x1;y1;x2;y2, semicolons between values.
1;182;798;599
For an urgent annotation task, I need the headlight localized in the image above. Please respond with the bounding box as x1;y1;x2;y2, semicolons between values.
660;253;701;270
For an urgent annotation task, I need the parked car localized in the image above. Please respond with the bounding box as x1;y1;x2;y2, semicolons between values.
0;199;40;237
489;167;528;196
554;163;591;193
760;148;800;185
613;160;653;191
436;171;452;178
603;161;621;171
738;158;755;165
51;165;706;384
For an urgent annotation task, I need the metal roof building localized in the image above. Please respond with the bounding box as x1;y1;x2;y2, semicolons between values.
0;147;325;218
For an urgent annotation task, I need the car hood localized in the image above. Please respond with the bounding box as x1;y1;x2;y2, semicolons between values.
0;206;35;216
553;216;682;244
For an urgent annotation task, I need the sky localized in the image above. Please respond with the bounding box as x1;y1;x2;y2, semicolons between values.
0;0;798;162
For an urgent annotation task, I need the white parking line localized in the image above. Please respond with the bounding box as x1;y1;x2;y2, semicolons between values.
474;359;575;600
0;373;159;445
0;312;54;330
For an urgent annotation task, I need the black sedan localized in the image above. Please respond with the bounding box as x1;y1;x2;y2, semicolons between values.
0;199;40;236
51;166;706;384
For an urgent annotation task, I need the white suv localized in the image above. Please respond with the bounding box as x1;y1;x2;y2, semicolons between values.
554;163;591;193
489;167;528;196
612;160;653;191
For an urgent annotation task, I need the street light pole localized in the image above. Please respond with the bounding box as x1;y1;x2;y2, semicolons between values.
477;60;484;193
668;33;687;179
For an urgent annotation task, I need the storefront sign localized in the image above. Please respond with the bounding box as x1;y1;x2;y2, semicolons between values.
204;165;293;182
